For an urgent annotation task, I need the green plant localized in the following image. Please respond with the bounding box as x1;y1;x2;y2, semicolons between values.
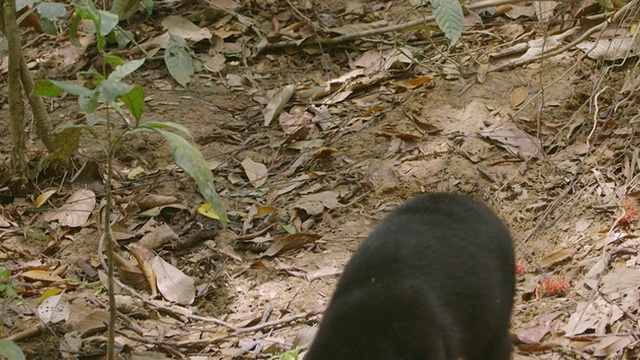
0;267;18;298
269;349;299;360
0;339;25;360
16;0;67;35
34;0;227;224
429;0;463;46
32;1;227;359
0;267;23;360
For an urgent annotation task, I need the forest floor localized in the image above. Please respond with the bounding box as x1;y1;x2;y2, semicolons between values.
1;0;640;359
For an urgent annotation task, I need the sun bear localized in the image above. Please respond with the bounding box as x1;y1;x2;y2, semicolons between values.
305;193;515;360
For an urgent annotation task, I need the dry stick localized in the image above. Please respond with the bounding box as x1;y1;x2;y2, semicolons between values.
5;323;46;342
116;311;313;348
234;311;312;334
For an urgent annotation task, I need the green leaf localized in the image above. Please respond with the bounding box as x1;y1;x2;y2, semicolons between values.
143;121;193;140
81;0;100;19
86;113;108;127
78;68;105;81
146;128;227;224
76;2;102;51
430;0;463;46
80;0;119;36
164;35;194;87
0;339;25;360
40;17;57;36
47;125;86;160
109;59;145;81
4;286;18;298
142;0;154;16
114;28;133;49
69;9;82;47
282;223;296;234
110;0;140;20
33;79;65;97
466;8;483;26
34;79;92;97
104;55;125;69
121;85;145;122
16;0;37;11
52;80;94;96
37;2;67;21
97;79;134;103
96;9;119;36
597;0;614;9
75;0;118;51
107;101;130;123
78;92;100;114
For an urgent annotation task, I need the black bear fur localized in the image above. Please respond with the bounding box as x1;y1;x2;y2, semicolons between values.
305;193;515;360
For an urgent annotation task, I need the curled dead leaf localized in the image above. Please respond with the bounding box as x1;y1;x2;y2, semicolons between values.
262;233;322;257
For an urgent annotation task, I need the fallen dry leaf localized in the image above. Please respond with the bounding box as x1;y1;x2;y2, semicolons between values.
76;310;109;337
136;194;180;211
279;106;312;135
152;256;195;305
577;35;637;61
510;86;529;108
293;191;340;215
539;248;574;268
20;270;63;283
404;111;442;134
241;157;268;187
205;240;242;262
479;118;542;159
392;76;434;90
262;232;322;257
128;242;157;297
38;293;70;324
34;189;57;208
138;223;179;249
600;267;640;294
592;336;634;357
375;128;421;140
161;15;212;42
43;189;96;227
113;252;147;290
264;84;296;126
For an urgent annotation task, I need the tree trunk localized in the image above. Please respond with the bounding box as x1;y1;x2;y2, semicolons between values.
3;0;27;183
21;53;56;153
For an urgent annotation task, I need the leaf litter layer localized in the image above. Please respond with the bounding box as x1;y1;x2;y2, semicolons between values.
0;0;640;358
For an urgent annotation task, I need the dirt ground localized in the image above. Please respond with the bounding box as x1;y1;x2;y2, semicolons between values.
1;0;640;359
